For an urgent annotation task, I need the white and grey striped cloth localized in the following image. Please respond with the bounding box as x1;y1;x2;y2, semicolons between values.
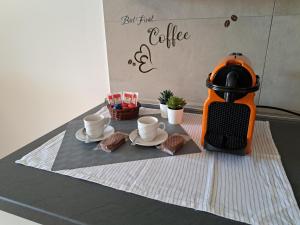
16;108;300;225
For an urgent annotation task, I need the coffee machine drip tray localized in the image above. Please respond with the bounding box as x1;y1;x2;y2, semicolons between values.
204;102;250;155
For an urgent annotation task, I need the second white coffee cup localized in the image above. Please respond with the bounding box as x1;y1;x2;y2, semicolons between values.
83;114;111;138
137;116;165;142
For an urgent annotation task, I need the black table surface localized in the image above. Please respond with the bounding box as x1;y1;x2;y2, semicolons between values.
0;104;299;225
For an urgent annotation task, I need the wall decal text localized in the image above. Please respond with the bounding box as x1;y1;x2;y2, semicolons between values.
121;15;154;25
129;22;191;73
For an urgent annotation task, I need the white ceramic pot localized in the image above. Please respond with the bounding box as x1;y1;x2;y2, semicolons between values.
159;103;168;118
167;108;184;124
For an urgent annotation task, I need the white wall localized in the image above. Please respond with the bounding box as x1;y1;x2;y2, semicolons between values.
0;0;110;159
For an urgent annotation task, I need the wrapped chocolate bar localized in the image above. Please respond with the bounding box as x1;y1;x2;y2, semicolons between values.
107;92;122;106
113;93;122;105
107;91;139;109
107;94;114;105
122;91;139;107
96;132;128;153
158;133;191;155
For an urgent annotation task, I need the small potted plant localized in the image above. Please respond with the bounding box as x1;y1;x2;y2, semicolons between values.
167;96;187;124
158;90;174;118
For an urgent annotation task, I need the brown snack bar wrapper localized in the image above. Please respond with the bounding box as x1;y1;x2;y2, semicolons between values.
158;133;191;155
97;132;128;153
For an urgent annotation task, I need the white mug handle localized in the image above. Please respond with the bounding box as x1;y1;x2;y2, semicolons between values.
104;117;111;128
158;122;165;130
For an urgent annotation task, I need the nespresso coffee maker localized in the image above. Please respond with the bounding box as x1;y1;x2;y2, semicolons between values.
201;53;260;155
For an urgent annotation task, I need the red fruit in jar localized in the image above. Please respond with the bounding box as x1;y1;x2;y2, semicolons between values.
128;103;136;109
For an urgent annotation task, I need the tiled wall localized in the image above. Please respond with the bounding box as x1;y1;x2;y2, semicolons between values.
103;0;300;111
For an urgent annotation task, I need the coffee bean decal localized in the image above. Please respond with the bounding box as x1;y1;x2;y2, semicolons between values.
224;15;238;28
231;15;238;22
224;20;230;28
128;59;137;67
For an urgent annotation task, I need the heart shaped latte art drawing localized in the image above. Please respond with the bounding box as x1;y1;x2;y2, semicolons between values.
134;44;156;73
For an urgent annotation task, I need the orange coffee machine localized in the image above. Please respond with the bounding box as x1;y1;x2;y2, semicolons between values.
201;53;260;155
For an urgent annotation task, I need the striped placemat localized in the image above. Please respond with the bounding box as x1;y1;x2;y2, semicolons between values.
16;109;300;225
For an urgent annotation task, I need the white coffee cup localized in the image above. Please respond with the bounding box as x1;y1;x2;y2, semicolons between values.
83;114;111;138
137;116;165;142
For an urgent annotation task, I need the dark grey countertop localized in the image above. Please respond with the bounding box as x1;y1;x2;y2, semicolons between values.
0;104;299;225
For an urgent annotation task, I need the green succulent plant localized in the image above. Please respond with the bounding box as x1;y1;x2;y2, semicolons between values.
167;96;187;110
158;90;174;104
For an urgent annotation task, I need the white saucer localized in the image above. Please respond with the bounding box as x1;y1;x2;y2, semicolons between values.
75;126;115;143
129;128;168;146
